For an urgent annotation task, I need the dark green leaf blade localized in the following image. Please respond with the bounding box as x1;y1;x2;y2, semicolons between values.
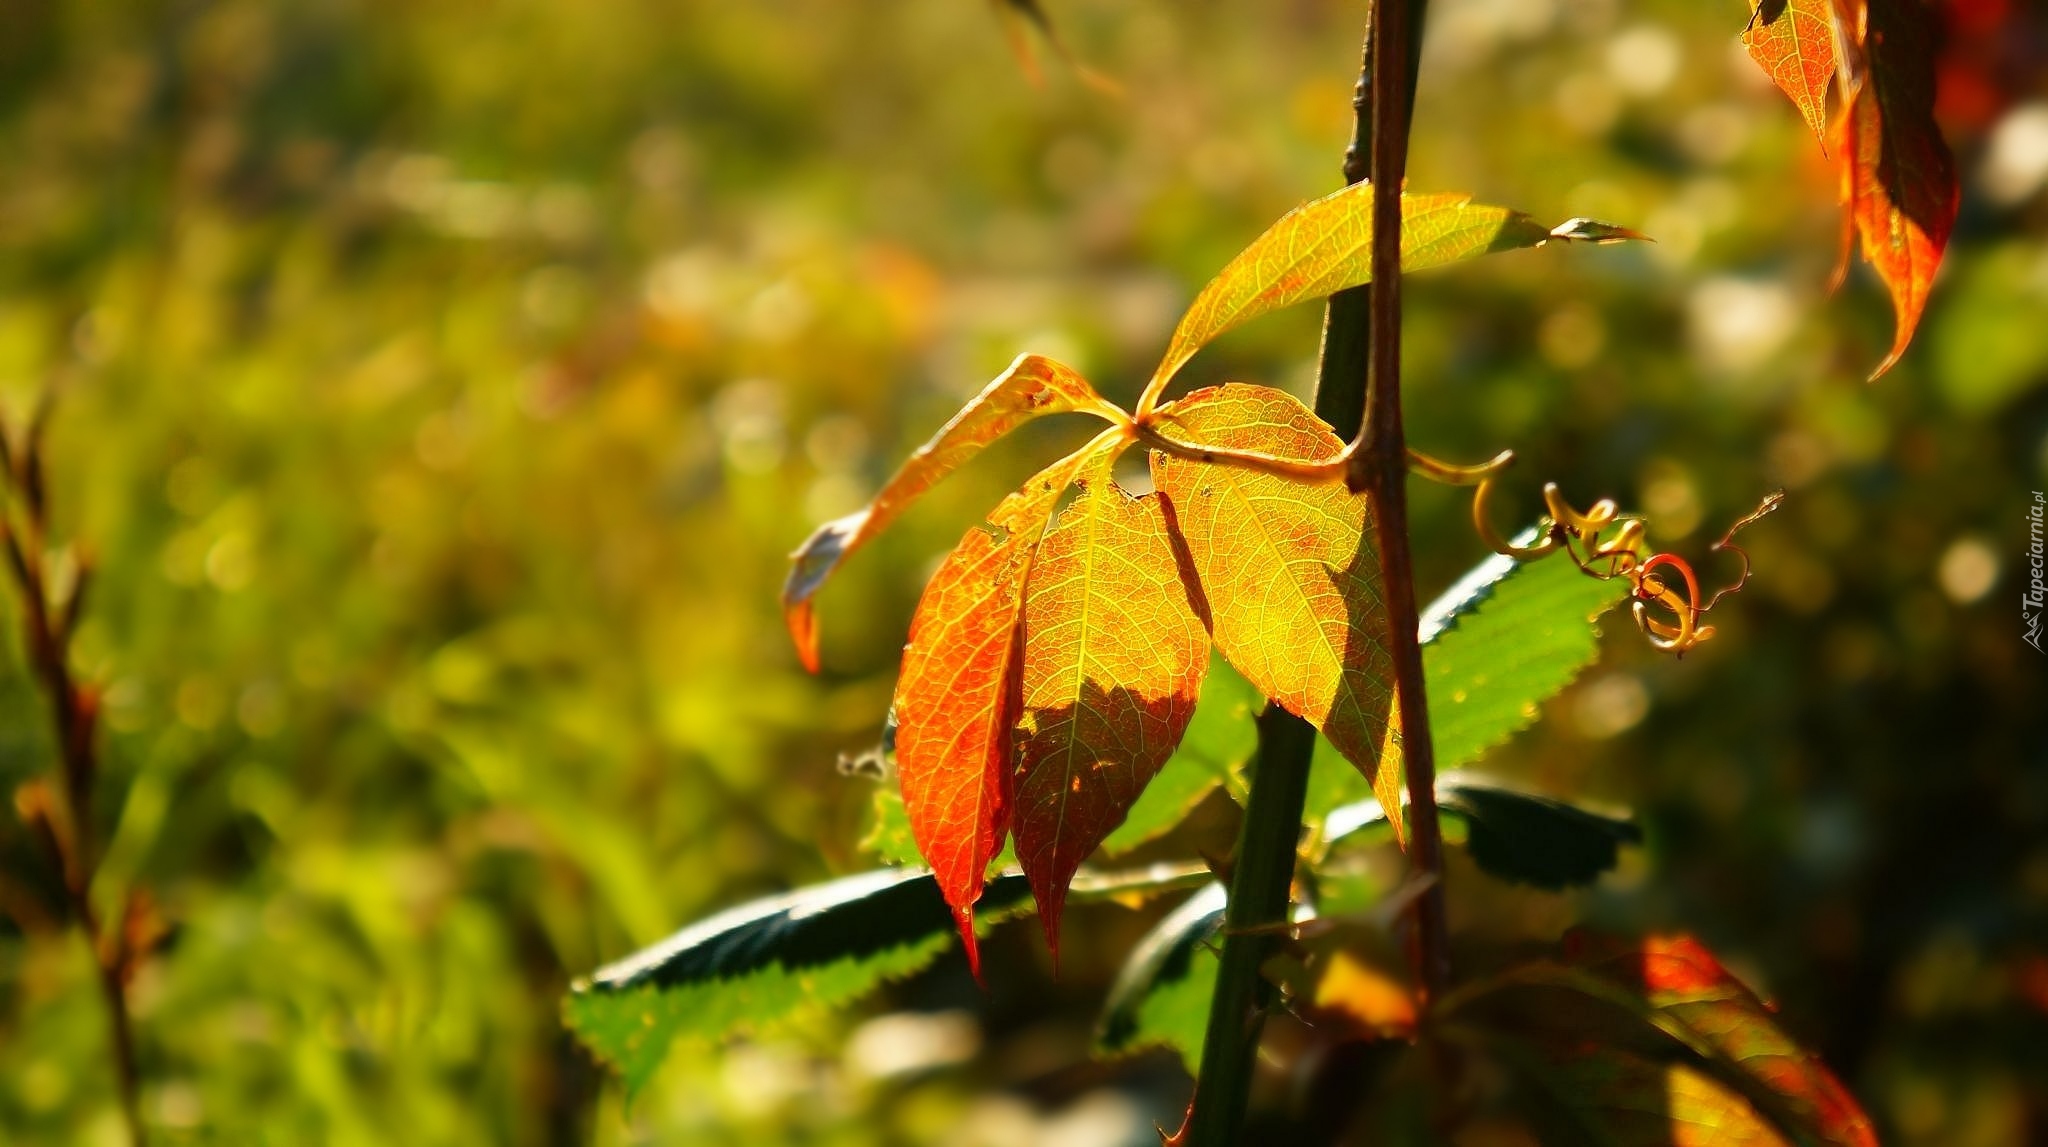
565;868;1030;1097
1095;883;1226;1069
1440;777;1641;890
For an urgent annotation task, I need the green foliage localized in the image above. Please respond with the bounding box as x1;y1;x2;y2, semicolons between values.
1440;779;1640;892
1308;532;1630;825
0;0;2032;1141
1099;774;1644;1072
1097;884;1226;1068
566;869;1032;1097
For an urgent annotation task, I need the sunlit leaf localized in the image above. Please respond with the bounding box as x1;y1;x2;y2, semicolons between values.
1138;187;1641;408
1147;384;1401;843
564;868;1032;1099
1743;0;1838;143
1565;934;1879;1146
782;354;1118;670
1100;653;1263;856
1419;542;1631;776
1834;0;1957;380
893;432;1118;976
1011;447;1210;960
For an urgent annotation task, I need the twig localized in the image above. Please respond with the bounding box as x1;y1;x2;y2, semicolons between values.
1;407;147;1146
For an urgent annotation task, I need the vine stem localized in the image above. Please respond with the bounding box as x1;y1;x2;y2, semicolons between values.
1351;0;1452;1005
2;407;148;1147
1183;2;1436;1140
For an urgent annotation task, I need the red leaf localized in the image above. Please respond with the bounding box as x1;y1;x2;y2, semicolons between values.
1834;0;1959;379
1010;447;1208;963
892;431;1119;978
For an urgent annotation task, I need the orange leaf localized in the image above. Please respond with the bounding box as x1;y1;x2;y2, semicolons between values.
1565;932;1880;1147
1147;384;1401;844
1311;951;1419;1039
1834;0;1958;380
892;430;1121;978
1743;0;1839;142
1011;448;1209;962
782;354;1120;671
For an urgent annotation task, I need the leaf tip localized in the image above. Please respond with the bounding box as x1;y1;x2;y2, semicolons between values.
786;600;821;673
955;903;987;987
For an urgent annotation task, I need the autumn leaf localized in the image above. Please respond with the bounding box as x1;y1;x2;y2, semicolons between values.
1010;447;1209;961
1834;0;1958;379
1743;0;1839;143
1147;384;1401;844
892;428;1121;977
1135;186;1637;413
1564;933;1880;1146
782;353;1121;670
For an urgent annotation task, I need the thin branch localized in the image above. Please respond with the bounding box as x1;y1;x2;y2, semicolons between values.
1;407;147;1147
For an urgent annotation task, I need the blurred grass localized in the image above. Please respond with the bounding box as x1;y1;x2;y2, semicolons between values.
0;0;2044;1143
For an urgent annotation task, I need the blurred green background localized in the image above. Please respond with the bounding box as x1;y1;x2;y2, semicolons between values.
1;0;2045;1142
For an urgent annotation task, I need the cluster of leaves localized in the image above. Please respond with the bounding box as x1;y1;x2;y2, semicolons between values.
1742;0;1958;378
570;513;1636;1095
779;185;1638;975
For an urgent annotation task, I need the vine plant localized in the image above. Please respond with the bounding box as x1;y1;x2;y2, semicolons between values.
568;0;1955;1141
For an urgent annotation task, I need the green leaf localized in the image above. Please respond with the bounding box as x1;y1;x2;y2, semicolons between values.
1096;883;1226;1068
1100;653;1262;856
1308;535;1630;826
1439;778;1640;890
860;784;924;868
1097;773;1639;1074
565;867;1031;1098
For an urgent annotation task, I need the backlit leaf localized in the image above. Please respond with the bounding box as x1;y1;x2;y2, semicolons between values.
1138;187;1639;409
1420;542;1632;775
1147;384;1401;844
1743;0;1838;143
1835;0;1957;380
782;354;1117;670
1100;652;1262;856
893;431;1118;976
1565;934;1879;1146
565;868;1032;1098
1455;935;1879;1147
1011;447;1209;960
